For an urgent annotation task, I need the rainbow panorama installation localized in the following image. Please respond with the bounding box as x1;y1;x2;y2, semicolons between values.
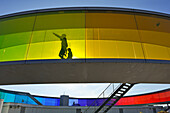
0;7;170;84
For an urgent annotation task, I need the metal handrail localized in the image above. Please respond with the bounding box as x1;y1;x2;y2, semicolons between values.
83;83;112;113
107;83;123;98
83;83;122;113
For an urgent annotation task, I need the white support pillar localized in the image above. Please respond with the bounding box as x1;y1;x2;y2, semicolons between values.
0;99;4;113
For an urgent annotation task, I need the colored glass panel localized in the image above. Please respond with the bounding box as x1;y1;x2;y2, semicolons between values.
86;13;136;29
0;14;35;35
86;28;144;59
0;89;170;106
26;31;45;60
0;11;169;63
27;29;85;60
34;96;60;106
139;30;170;47
34;12;85;31
2;93;15;102
0;32;31;62
136;15;170;33
143;43;170;60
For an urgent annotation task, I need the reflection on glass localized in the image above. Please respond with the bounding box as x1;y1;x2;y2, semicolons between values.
53;33;73;59
67;48;73;59
26;29;85;60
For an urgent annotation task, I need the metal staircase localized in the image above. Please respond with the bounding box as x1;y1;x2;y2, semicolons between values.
165;105;170;112
94;83;135;113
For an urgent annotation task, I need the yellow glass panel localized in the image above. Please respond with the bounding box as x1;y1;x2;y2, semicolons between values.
26;31;46;60
139;30;170;47
42;29;85;59
116;41;137;59
42;41;60;59
34;13;85;31
143;43;170;60
86;13;136;29
132;42;145;59
27;43;44;60
86;28;140;42
67;40;85;59
86;40;119;58
86;40;144;59
86;28;144;59
136;15;170;33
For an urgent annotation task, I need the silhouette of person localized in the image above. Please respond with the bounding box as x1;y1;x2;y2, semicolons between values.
53;33;68;59
72;101;80;106
67;48;73;59
72;102;75;106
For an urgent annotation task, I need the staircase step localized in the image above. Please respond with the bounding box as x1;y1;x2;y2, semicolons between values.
124;84;131;87
118;91;124;94
94;83;135;113
125;83;132;86
123;85;129;88
120;88;126;91
115;94;122;96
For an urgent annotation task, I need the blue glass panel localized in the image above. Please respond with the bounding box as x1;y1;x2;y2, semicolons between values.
27;97;38;105
69;99;78;106
3;93;15;102
34;96;60;106
14;94;28;104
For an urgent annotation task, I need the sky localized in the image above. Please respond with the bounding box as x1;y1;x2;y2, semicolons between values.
0;0;170;98
0;0;170;16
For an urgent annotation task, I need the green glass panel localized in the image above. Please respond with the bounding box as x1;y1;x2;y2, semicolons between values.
2;44;28;61
0;35;4;48
0;35;4;61
1;32;32;62
0;14;36;35
0;49;4;61
1;32;31;49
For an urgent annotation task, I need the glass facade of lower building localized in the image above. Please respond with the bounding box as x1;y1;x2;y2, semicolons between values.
0;88;169;106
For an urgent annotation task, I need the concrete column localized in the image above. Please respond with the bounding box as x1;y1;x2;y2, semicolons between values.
0;99;4;113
